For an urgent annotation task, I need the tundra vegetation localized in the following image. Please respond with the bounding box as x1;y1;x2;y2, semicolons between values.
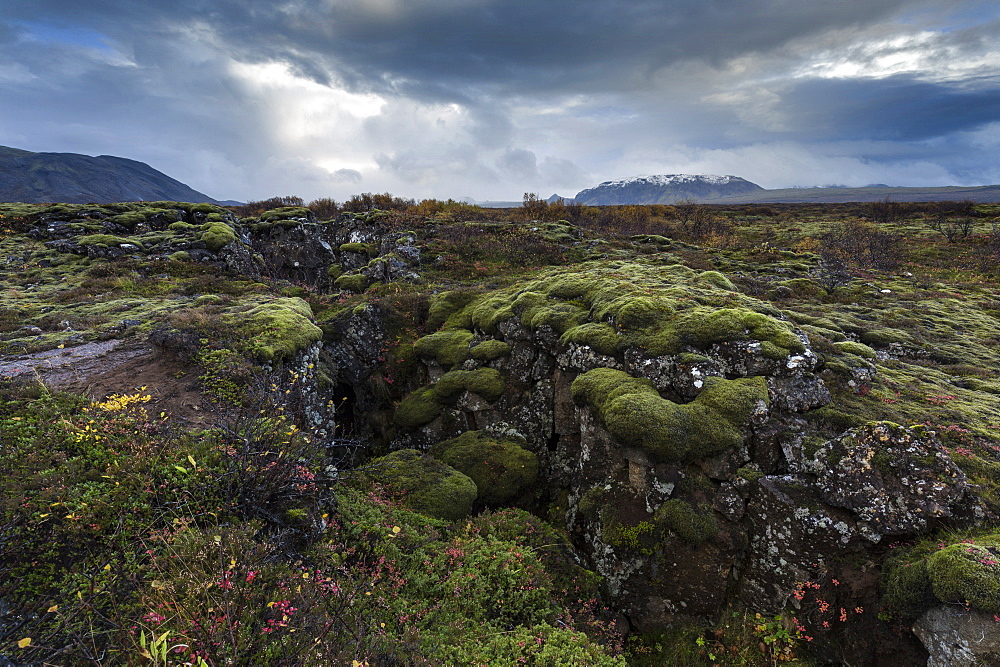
0;194;999;665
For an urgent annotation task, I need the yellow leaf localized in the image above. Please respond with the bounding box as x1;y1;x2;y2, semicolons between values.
103;564;111;571
17;637;31;648
391;526;401;534
188;455;197;467
57;343;64;349
47;605;58;613
267;601;275;608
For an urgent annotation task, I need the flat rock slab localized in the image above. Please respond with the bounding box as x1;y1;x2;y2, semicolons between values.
1;339;143;382
1;339;211;424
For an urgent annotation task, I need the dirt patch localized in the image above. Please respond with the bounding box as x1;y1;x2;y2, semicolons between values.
1;338;217;425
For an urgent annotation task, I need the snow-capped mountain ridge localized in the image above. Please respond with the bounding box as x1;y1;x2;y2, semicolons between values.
599;174;743;188
574;173;764;205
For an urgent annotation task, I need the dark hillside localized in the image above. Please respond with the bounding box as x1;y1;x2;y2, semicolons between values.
0;146;227;204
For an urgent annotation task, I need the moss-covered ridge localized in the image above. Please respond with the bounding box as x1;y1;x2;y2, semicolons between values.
392;367;505;428
572;368;768;462
424;260;805;359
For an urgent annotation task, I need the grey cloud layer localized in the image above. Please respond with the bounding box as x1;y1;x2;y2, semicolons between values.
2;0;998;199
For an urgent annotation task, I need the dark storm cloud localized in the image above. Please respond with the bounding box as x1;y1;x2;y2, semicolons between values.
780;75;1000;142
1;0;925;99
2;0;999;198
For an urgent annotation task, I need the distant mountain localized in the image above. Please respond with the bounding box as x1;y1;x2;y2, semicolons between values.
574;174;764;205
0;146;229;204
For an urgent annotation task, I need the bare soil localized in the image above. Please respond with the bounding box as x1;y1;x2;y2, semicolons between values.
1;338;215;424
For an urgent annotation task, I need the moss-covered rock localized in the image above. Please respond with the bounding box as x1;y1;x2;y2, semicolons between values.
675;307;804;357
108;211;147;230
413;329;474;368
339;242;376;255
393;387;443;428
560;322;622;355
426;289;483;330
431;431;539;506
883;535;1000;620
334;272;371;293
440;261;805;358
200;221;237;252
927;542;1000;614
697;270;736;291
228;297;322;362
359;449;476;521
434;368;505;403
571;367;768;462
260;206;313;223
77;234;130;247
470;339;511;362
833;340;878;359
653;499;718;546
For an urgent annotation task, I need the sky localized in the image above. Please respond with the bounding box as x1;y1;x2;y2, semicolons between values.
1;1;999;203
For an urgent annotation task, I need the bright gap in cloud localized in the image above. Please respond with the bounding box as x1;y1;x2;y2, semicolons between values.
796;30;1000;83
229;60;385;125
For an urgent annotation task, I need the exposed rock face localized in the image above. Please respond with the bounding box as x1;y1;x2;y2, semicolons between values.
379;260;983;660
914;605;1000;667
809;422;979;535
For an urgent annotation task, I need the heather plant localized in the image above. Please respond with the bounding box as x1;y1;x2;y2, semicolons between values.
0;377;624;665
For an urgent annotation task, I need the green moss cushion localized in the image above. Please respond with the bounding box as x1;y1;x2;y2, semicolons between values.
358;449;477;521
431;431;539;506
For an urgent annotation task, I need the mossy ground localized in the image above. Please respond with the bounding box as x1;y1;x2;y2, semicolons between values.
4;198;1000;664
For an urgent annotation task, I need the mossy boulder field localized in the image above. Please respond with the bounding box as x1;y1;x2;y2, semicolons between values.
3;196;1000;664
